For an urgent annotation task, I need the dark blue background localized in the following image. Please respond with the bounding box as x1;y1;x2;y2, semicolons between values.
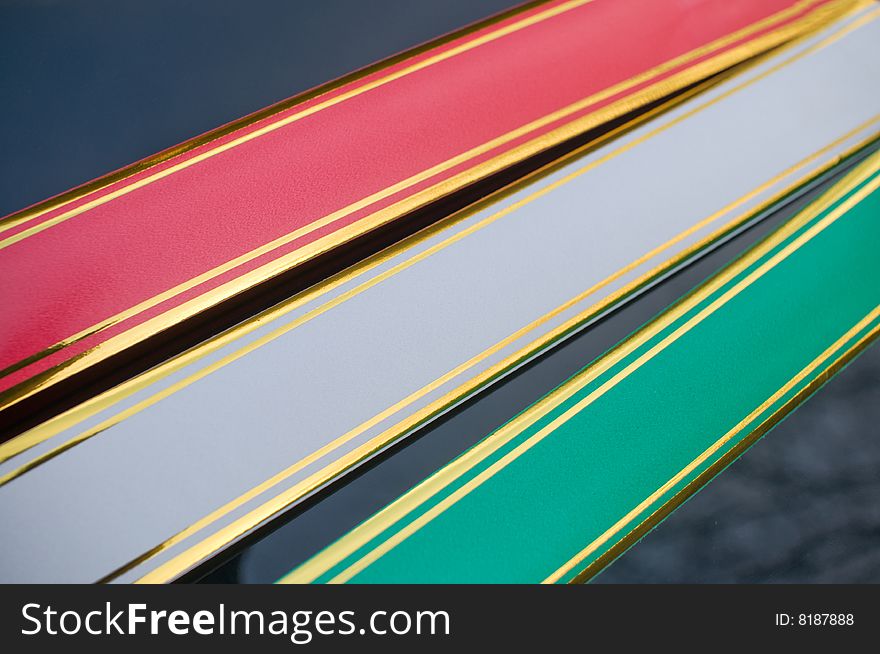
0;0;516;216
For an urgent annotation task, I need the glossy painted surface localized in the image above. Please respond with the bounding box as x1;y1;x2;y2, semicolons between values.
0;0;845;406
281;154;880;583
0;7;878;584
198;154;854;584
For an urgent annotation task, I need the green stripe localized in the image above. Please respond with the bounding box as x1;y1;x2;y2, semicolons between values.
281;153;880;584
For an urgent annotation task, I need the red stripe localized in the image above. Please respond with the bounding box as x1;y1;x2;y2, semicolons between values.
0;0;832;393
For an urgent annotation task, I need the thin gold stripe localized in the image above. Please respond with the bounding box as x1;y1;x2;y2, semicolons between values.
163;9;880;582
0;0;846;401
5;3;869;470
281;153;880;584
137;107;880;584
0;0;570;236
551;309;880;583
0;45;729;382
1;78;714;468
331;214;879;584
568;320;880;584
0;0;599;249
146;147;880;585
0;77;717;466
0;0;830;244
7;21;870;482
325;161;880;585
0;7;868;584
